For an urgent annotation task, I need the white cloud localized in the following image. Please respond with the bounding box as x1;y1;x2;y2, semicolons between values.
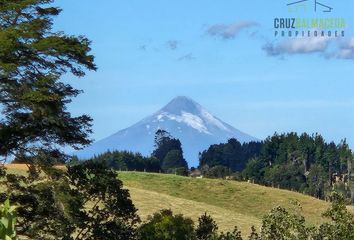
263;36;332;56
262;34;354;61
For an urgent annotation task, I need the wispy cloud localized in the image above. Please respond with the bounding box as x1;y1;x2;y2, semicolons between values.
206;21;258;40
262;35;354;60
334;37;354;60
166;40;179;50
178;53;195;61
262;36;332;56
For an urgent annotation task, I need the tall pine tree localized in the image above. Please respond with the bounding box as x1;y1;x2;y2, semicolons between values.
0;0;96;168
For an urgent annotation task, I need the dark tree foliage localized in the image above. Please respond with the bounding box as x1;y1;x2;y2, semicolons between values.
152;130;182;162
216;228;243;240
66;161;140;240
241;133;354;202
306;164;327;199
203;165;230;179
263;163;307;191
162;149;188;174
199;138;262;172
0;0;96;167
138;209;195;240
199;133;353;202
1;161;139;239
152;130;188;173
152;130;171;160
195;212;218;240
86;150;161;172
242;158;265;182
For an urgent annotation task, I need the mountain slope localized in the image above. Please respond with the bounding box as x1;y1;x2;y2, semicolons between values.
76;96;258;166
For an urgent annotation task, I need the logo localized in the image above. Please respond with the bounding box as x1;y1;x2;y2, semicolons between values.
272;1;346;38
287;0;333;13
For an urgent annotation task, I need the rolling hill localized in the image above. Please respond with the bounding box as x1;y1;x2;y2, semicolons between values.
118;172;354;235
5;165;354;236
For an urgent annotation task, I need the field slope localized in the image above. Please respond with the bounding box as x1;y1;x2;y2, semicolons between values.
119;172;354;234
4;165;354;235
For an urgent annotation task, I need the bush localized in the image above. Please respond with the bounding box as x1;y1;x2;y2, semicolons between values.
138;209;195;240
195;212;218;240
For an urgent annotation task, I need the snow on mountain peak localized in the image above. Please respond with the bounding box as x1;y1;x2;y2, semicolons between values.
156;96;229;132
155;111;211;134
201;109;229;131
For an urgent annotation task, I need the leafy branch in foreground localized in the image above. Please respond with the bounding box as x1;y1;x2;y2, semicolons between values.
0;199;17;240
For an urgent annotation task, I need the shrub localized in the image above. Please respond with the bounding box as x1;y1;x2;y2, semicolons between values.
138;209;195;240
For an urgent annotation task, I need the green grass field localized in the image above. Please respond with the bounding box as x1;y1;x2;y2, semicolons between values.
4;165;354;236
118;172;354;235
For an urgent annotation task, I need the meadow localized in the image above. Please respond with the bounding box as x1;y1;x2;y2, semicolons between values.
4;164;354;236
118;171;354;235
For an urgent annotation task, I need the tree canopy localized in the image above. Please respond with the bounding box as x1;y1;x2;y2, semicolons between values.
0;0;96;167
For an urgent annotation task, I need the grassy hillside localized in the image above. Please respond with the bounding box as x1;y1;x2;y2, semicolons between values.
4;165;354;235
119;172;354;235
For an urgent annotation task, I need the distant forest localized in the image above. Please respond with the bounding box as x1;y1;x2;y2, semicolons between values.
78;131;354;204
199;132;353;204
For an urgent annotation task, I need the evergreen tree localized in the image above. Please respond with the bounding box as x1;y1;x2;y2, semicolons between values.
195;212;218;240
324;142;340;187
152;130;183;163
152;130;188;172
199;138;261;172
0;0;96;168
162;149;188;174
307;164;327;199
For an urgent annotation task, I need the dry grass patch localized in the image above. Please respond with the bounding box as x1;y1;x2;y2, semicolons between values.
128;187;260;234
119;172;354;231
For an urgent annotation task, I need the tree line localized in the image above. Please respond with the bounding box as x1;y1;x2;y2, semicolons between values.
199;133;354;204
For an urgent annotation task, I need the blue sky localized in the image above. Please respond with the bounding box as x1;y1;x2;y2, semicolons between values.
55;0;354;147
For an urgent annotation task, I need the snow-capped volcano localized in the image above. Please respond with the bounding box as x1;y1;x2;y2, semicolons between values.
76;96;259;166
